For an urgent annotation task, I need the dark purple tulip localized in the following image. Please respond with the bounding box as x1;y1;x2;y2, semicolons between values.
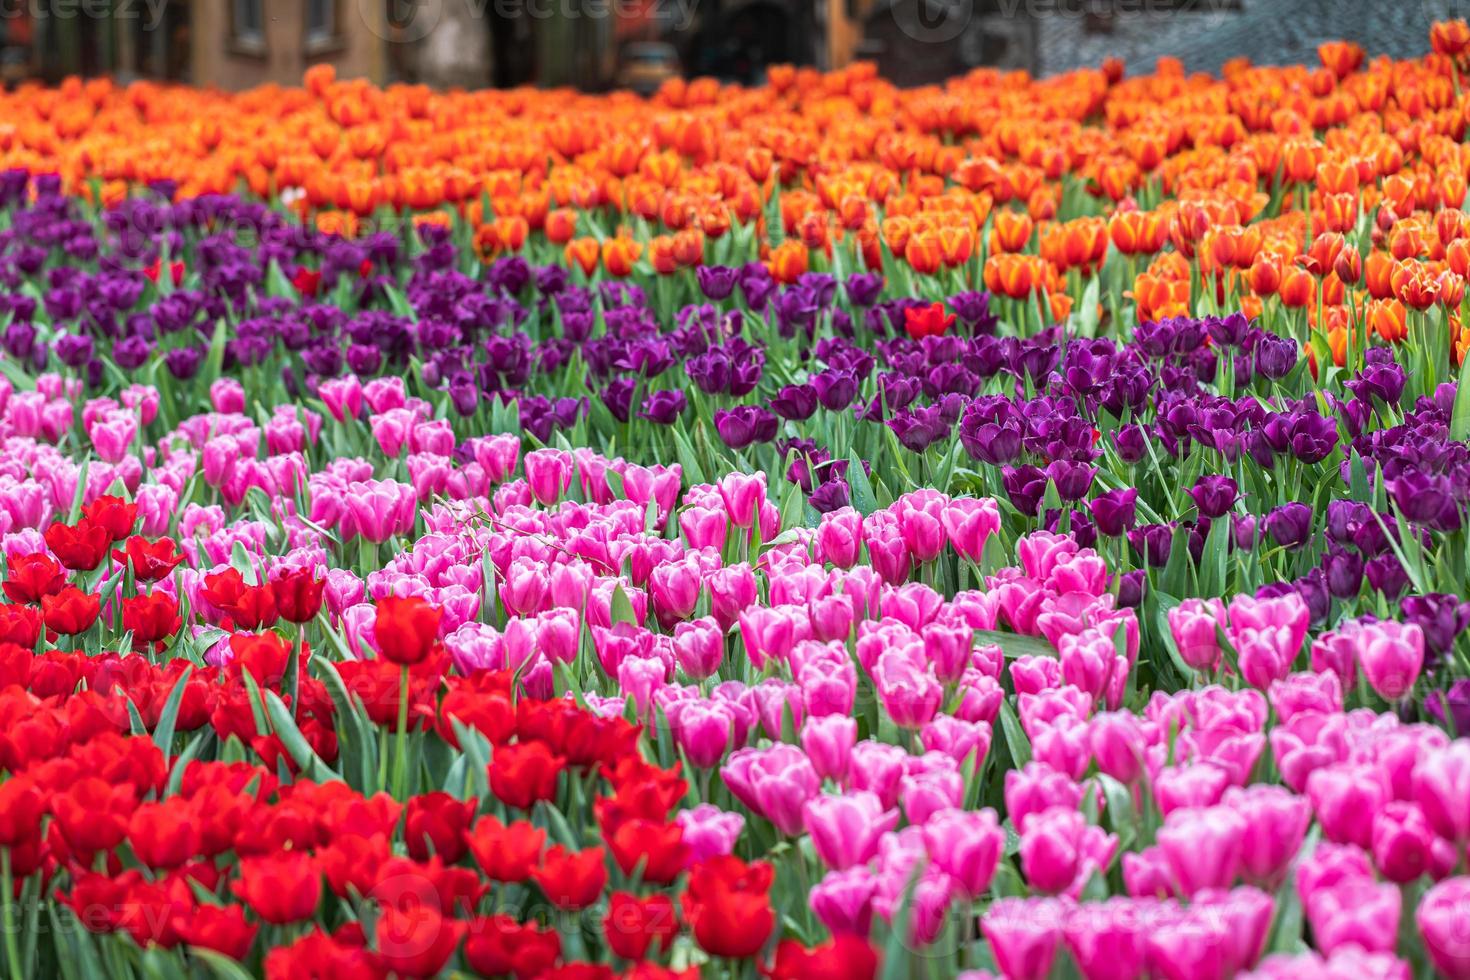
1427;680;1470;736
1046;459;1096;502
714;405;778;450
1113;424;1148;464
809;479;851;513
639;390;687;425
1089;488;1139;537
1205;311;1250;347
1117;569;1146;608
887;406;950;454
55;333;93;368
1253;334;1297;379
164;346;203;380
1365;553;1409;599
1390;472;1461;530
960;419;1021;466
1263;502;1313;550
1127;523;1174;567
771;384;819;421
1001;465;1048;517
346;343;381;375
600;379;636;423
811;368;859;411
1287;413;1338;464
1322;546;1364;600
536;264;569;295
739;263;776;311
1295;569;1330;627
1187;475;1239;519
1345;362;1406;407
845;272;885;307
1325;499;1368;545
1400;594;1470;664
449;379;479;418
114;335;152;370
696;265;739;302
948;290;997;333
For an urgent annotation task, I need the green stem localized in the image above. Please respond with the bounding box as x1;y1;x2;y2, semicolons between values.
392;665;410;799
2;848;20;980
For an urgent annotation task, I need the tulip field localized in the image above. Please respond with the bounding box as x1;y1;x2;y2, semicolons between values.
5;20;1470;980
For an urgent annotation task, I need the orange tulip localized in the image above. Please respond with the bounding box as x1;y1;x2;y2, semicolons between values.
1365;297;1407;342
905;230;943;276
990;210;1033;253
564;237;599;277
602;237;642;278
545;208;578;245
768;240;809;284
1248;254;1283;296
1431;20;1470;59
1278;267;1314;308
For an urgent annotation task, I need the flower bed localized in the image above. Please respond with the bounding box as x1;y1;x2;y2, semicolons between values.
0;20;1469;980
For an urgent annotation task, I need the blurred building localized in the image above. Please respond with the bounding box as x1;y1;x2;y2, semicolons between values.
0;0;1453;91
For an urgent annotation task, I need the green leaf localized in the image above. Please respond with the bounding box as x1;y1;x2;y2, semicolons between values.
1074;275;1102;338
1451;348;1470;441
151;665;194;755
191;948;258;980
263;690;341;783
66;458;90;525
997;698;1031;768
848;453;877;516
610;584;637;627
974;630;1055;659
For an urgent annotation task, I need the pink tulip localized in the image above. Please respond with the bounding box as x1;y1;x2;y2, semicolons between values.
803;791;898;870
535;607;580;664
1031;715;1092;781
872;648;942;729
850;741;909;810
675;803;744;863
1122;847;1176;899
1166;598;1226;671
1145;908;1231;980
981;898;1064;980
1156;805;1244;896
1235;626;1299;690
1418;877;1470;980
900;764;963;825
810;867;878;936
721;744;820;836
210;378;245;414
1307;762;1389;848
1019;805;1117;896
1372;800;1443;883
1267;671;1342;723
802;714;856;784
1011;654;1062;695
666;700;734;769
679;505;727;552
1307;879;1401;955
1153;762;1229;815
707;562;757;629
814;507;863;568
1062;899;1148;980
922;807;1004;898
523;448;572;506
672;617;723;680
942;496;1000;562
1356;620;1424;701
362;377;406;413
500;556;548;617
1005;762;1084;833
1413;741;1470;846
471;434;521;484
1196;886;1274;975
318;376;363;422
717;472;765;529
1018;530;1078;581
1227;593;1309;657
920;716;991;768
369;407;415;457
1295;842;1376;912
1058;627;1122;705
896;503;945;563
863;511;911;585
1310;625;1360;692
1089;711;1148;785
649;555;701;628
1222;784;1311;888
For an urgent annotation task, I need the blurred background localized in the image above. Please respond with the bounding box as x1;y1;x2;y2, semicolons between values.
2;0;1455;91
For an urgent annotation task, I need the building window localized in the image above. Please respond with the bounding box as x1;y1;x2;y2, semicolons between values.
306;0;342;54
231;0;266;52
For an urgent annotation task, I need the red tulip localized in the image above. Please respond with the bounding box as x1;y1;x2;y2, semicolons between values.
41;587;101;635
374;905;465;978
43;520;111;571
531;845;608;910
404;791;476;864
681;856;776;959
765;936;881;979
231;854;322;924
82;495;138;542
0;604;42;649
464;914;561;979
605;818;690;886
272;567;326;624
465;814;545;883
121;592;181;648
128;798;200;870
202;569;279;631
373;595;442;665
903;302;956;340
112;536;185;582
0;775;42;848
488;741;564;810
2;553;66;604
176;904;258;962
604;891;679;961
